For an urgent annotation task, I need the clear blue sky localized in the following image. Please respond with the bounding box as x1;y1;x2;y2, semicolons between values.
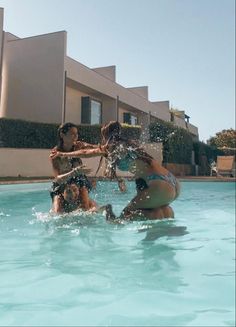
0;0;235;141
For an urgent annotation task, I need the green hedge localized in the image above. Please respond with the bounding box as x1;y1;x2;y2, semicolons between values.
149;120;193;164
193;141;223;165
0;118;58;149
0;118;141;148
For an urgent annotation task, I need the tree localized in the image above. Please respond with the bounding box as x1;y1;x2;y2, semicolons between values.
208;129;236;149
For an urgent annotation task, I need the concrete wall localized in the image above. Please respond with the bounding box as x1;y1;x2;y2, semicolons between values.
172;115;187;129
151;101;170;121
92;65;116;82
0;148;53;177
65;87;88;124
0;8;4;105
0;143;163;177
0;31;66;123
102;98;117;123
187;122;199;137
0;8;3;62
127;86;148;99
65;56;171;122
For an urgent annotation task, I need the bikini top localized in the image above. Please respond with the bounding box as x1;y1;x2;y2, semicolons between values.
116;155;134;171
116;151;138;171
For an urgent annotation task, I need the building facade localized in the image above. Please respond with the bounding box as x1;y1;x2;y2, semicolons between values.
0;8;198;140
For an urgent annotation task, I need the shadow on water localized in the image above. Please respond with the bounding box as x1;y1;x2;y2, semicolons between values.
137;220;189;242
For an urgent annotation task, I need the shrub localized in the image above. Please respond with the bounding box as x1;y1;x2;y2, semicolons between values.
193;141;224;165
149;120;193;164
0;118;141;148
0;118;57;148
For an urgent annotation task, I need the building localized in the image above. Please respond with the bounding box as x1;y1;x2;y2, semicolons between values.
0;8;198;140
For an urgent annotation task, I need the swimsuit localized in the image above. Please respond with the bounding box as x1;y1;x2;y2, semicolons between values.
117;156;134;171
146;172;178;189
116;151;138;171
50;145;92;199
135;172;178;192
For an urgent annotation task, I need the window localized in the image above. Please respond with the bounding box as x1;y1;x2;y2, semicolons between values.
130;115;138;126
81;97;102;124
123;112;138;125
91;100;102;124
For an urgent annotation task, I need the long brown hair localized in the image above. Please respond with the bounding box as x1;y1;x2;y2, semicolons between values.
57;122;78;150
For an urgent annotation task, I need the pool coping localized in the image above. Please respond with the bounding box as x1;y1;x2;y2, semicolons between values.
0;176;235;185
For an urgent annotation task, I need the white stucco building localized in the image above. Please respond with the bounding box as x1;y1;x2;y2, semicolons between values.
0;8;198;139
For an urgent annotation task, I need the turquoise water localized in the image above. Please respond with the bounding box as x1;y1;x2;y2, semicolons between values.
0;181;235;326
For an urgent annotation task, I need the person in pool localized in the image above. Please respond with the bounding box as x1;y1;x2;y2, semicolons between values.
100;121;180;221
52;179;98;214
95;122;127;193
50;122;104;207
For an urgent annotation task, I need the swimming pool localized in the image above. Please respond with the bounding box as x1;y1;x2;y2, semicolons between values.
0;181;235;326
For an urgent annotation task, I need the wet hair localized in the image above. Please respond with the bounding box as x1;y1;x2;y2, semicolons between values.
57;122;78;150
95;121;122;177
99;121;154;179
101;121;121;145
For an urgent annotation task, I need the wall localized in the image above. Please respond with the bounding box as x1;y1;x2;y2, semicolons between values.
65;87;88;124
102;98;117;123
187;122;198;137
172;115;187;129
151;101;171;120
0;143;163;177
0;31;66;123
92;65;116;82
0;8;4;104
65;56;171;122
0;148;53;177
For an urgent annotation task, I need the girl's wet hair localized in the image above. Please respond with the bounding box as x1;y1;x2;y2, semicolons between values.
57;122;78;150
101;121;121;145
95;121;122;177
100;121;153;179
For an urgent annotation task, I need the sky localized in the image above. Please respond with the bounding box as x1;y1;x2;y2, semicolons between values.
0;0;235;142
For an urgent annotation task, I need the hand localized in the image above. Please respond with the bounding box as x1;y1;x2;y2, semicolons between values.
100;143;109;154
50;149;62;160
72;166;92;176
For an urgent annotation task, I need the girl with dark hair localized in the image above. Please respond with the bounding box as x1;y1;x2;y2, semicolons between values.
101;121;180;221
99;122;127;192
52;180;98;214
50;122;105;212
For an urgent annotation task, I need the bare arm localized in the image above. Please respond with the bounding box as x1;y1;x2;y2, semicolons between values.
50;156;90;183
54;166;90;184
75;141;99;150
50;146;107;160
52;195;64;214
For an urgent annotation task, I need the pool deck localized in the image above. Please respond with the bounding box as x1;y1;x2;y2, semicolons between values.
0;176;235;185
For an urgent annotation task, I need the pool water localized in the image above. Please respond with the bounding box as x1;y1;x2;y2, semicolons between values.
0;181;235;326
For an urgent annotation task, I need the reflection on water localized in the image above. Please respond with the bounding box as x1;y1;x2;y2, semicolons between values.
138;221;189;242
0;181;235;327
